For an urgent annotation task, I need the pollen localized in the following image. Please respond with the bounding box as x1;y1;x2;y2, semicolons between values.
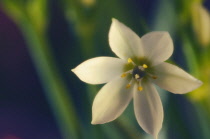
152;76;157;79
138;86;143;91
126;84;131;89
135;74;140;79
127;58;133;63
143;64;148;69
121;73;127;78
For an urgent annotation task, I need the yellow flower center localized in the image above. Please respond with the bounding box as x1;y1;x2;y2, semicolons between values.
121;58;157;91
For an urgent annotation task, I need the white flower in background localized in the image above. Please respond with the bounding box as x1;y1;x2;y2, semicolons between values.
72;18;203;139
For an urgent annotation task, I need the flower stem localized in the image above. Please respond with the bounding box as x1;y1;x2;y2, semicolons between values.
19;18;80;139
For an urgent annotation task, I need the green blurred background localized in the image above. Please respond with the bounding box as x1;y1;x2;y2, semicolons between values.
0;0;210;139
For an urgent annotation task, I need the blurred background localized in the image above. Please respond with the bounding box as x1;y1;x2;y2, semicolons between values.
0;0;210;139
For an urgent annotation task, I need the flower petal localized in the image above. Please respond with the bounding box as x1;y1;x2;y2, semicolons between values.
141;32;173;66
72;57;126;84
134;80;163;139
109;18;144;60
91;77;133;124
152;62;203;94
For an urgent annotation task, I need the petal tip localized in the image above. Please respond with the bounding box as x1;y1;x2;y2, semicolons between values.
111;18;117;22
91;120;97;125
91;119;102;125
197;79;203;87
71;68;75;72
198;80;203;84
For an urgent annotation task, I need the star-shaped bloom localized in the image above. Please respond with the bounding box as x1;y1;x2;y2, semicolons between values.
72;18;203;139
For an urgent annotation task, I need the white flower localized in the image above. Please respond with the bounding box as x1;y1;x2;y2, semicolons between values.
72;18;203;139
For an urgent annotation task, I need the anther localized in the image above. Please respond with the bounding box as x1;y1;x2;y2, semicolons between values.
126;84;131;89
152;76;157;79
121;73;127;78
125;78;134;89
138;86;143;91
127;58;136;66
127;58;133;63
142;64;148;69
121;70;133;78
137;79;143;91
147;72;158;79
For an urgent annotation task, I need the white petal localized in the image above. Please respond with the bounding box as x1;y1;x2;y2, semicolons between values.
91;77;133;124
109;18;144;60
134;80;163;138
153;62;203;94
141;32;173;66
72;57;126;84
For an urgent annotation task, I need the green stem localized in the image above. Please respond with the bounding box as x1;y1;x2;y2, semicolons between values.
181;30;210;139
181;33;199;75
19;18;80;139
195;102;210;139
115;116;143;139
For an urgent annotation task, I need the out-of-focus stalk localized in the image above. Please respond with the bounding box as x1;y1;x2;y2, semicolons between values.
20;21;80;139
178;1;210;137
2;1;80;138
181;34;210;137
182;1;210;105
188;1;210;109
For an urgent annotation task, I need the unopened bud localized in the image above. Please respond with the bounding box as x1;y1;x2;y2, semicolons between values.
191;2;210;47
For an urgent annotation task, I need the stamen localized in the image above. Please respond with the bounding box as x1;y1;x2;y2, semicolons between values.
142;64;148;69
127;58;136;66
138;86;143;91
137;79;143;91
152;76;157;79
127;58;133;63
121;73;127;78
121;70;133;78
147;72;158;79
126;78;134;89
126;84;131;88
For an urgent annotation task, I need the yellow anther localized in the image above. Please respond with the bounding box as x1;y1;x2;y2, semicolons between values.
143;64;148;69
138;86;143;91
152;76;157;79
127;58;133;63
126;84;131;89
121;73;127;78
135;74;140;79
